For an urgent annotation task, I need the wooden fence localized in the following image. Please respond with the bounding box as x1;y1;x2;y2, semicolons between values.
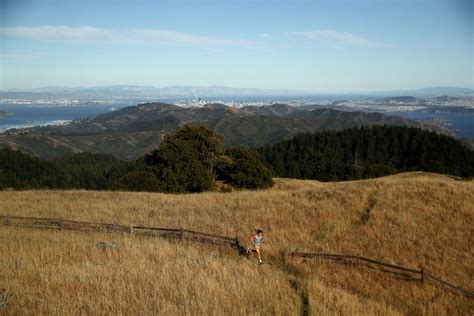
1;215;472;298
289;251;473;298
0;215;242;251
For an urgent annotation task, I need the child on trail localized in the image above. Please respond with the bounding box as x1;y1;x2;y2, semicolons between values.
247;229;264;264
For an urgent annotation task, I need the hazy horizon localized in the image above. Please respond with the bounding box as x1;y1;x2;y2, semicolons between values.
1;0;472;92
1;83;473;96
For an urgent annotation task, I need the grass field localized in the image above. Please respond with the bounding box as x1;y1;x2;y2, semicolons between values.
1;172;473;315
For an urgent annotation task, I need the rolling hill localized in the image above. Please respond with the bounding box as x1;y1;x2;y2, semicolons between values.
0;102;454;160
1;172;473;314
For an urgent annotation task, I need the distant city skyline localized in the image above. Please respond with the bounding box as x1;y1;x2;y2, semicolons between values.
0;0;472;92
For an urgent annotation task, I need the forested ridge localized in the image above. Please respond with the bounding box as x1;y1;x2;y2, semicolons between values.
1;125;472;192
260;125;474;181
0;125;272;192
0;103;452;159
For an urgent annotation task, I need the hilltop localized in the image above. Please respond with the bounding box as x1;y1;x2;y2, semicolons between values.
0;102;452;159
1;172;473;314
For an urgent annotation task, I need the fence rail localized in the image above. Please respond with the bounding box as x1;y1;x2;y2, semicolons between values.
0;215;241;250
291;252;420;274
290;251;473;298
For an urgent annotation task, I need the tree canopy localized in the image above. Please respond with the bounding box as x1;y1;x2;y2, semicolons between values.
260;125;474;181
2;125;472;192
217;147;273;189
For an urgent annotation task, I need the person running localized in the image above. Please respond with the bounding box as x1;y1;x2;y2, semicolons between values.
247;229;264;264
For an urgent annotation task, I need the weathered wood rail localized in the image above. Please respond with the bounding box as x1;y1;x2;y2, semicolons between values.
290;251;473;298
0;215;241;250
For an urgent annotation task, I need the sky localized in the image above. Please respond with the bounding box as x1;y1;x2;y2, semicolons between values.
0;0;472;92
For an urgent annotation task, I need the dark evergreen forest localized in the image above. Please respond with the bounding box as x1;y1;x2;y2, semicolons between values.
1;125;472;192
260;125;474;181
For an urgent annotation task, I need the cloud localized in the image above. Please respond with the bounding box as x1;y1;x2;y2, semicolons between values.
257;33;272;39
125;29;255;47
287;30;385;48
0;51;42;59
0;26;113;41
0;25;257;48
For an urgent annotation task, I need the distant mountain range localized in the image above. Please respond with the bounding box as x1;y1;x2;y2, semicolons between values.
0;85;312;99
1;85;472;100
0;102;455;160
367;87;474;97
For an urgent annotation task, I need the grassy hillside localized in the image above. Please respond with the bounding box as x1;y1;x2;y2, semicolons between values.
1;172;473;314
1;228;299;314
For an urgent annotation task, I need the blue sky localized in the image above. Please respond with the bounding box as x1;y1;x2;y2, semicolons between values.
0;0;472;92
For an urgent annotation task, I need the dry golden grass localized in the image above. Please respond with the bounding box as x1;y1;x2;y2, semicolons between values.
307;278;403;316
1;172;473;315
1;227;300;315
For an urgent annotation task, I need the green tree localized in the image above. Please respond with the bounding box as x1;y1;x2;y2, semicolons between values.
144;125;220;193
220;147;273;189
170;124;224;170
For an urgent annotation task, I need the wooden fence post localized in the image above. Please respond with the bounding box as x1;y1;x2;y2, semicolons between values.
180;227;184;240
235;236;240;248
281;251;287;265
293;248;299;259
421;267;425;284
129;225;134;234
